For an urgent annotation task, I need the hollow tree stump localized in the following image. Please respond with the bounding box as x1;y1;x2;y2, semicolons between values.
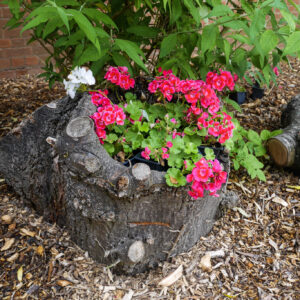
267;94;300;170
0;93;235;274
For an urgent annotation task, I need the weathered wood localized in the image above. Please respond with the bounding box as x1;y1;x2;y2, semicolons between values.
0;93;235;274
267;94;300;169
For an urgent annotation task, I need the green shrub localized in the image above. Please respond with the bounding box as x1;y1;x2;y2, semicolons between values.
3;0;300;86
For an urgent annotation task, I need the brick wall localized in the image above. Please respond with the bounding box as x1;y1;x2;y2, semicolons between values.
0;1;300;79
0;4;47;78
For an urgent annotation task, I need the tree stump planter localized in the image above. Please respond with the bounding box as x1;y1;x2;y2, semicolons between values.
0;93;235;274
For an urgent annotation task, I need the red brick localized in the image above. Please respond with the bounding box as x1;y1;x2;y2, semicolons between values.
3;28;22;39
25;56;39;66
2;7;12;18
0;39;11;48
11;38;26;47
11;57;25;67
4;47;32;58
0;58;10;69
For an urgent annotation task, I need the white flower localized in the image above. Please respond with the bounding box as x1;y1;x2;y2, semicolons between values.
63;67;96;99
63;79;80;99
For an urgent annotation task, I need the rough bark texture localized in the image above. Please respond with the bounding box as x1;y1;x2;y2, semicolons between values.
0;93;234;274
268;94;300;170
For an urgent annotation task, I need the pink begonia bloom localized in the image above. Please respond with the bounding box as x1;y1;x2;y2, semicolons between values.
170;118;177;124
162;153;169;159
141;147;151;160
162;147;168;153
158;67;162;73
166;141;173;148
273;67;279;76
233;74;238;82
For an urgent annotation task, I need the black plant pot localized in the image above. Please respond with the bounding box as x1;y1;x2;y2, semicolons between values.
123;152;168;172
229;92;247;105
250;83;265;100
124;144;228;171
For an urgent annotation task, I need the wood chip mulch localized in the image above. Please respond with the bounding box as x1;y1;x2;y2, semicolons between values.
0;62;299;300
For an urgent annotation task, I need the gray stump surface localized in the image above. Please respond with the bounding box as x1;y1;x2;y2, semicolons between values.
0;93;235;274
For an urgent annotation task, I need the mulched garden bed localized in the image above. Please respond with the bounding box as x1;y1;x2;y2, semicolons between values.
0;61;299;299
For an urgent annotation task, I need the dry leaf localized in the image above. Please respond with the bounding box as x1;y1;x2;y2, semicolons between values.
36;245;44;256
56;279;72;287
7;252;19;262
272;196;288;207
1;214;13;224
158;265;183;287
1;238;15;251
199;254;212;272
17;266;23;282
20;228;36;237
8;223;16;230
169;176;178;185
25;272;33;280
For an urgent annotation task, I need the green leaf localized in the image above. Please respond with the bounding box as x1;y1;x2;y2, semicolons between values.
257;169;266;181
204;148;215;160
106;133;118;143
165;168;186;187
8;0;20;18
201;25;218;53
183;0;200;25
56;6;70;34
280;9;296;32
21;15;49;34
69;9;101;55
224;97;242;113
103;143;115;154
82;8;117;28
206;4;234;18
160;34;177;58
269;129;283;138
229;34;251;45
170;0;182;24
248;129;261;145
254;145;267;157
223;39;231;65
115;39;148;73
76;44;102;66
127;25;159;38
260;30;278;55
260;129;271;141
283;31;300;55
112;53;133;76
43;17;63;39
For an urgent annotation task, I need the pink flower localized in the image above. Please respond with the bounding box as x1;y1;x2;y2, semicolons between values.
141;147;151;160
233;74;238;82
158;66;162;73
162;147;168;153
162;153;169;159
212;74;227;92
170;118;177;124
166;141;173;148
273;67;279;76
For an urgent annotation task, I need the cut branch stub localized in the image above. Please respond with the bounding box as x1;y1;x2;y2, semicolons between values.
66;117;94;139
267;94;300;169
132;163;151;181
267;133;296;167
128;241;145;263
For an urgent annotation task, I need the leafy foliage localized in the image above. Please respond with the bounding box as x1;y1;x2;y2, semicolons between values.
3;0;300;86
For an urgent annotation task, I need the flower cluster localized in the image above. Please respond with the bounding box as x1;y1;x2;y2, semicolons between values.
104;66;135;90
206;70;234;92
90;89;126;144
63;66;95;98
148;69;181;101
187;158;227;198
197;112;234;144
